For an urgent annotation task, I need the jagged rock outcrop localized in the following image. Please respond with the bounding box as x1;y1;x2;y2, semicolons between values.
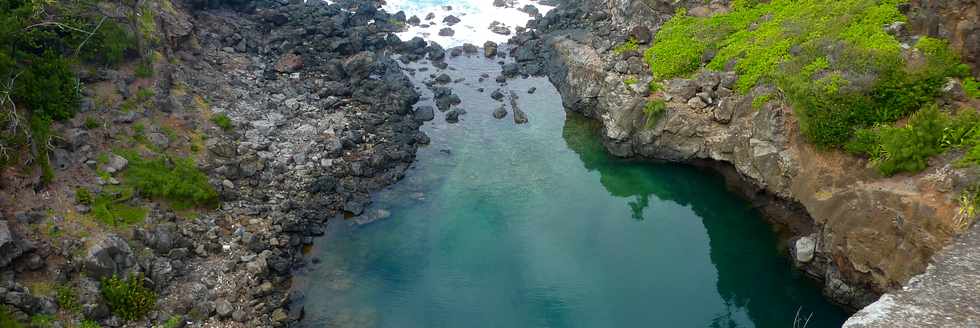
904;0;979;75
517;0;978;312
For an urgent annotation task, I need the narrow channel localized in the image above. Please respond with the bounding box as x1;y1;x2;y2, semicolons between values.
293;2;849;327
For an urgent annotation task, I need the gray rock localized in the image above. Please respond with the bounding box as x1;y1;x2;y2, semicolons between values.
630;25;653;44
493;105;508;119
146;132;170;150
215;299;234;319
414;106;435;121
434;73;452;84
667;79;698;100
0;221;25;268
501;63;520;77
102;154;128;174
687;96;708;109
443;15;461;26
794;235;816;263
82;234;137;280
438;27;455;36
491;89;505;101
445;109;461;123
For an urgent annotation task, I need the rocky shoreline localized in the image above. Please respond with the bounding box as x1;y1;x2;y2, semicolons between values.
503;0;979;319
0;0;443;326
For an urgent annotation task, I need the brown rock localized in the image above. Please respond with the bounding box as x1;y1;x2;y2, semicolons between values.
274;53;304;73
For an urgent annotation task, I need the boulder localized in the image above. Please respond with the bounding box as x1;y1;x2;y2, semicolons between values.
102;154;128;174
443;15;461;26
630;26;653;44
484;41;498;58
492;105;508;119
438;27;455;36
0;220;26;268
83;234;137;280
414;106;435;121
795;235;816;263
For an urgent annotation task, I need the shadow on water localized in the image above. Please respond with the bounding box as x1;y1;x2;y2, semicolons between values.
560;113;848;327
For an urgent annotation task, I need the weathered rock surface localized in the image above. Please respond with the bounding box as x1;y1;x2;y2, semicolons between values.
523;0;976;313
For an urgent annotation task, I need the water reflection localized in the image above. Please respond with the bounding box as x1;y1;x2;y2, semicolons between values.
560;113;847;327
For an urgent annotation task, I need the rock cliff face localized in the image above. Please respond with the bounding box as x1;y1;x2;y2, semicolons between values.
522;0;978;311
905;0;980;75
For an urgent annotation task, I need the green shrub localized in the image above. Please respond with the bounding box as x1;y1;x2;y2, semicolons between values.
869;106;946;176
84;116;100;129
79;320;101;328
13;52;79;122
79;21;136;66
116;150;218;209
648;81;663;93
135;59;154;78
56;285;81;314
645;0;966;148
210;113;232;131
623;77;639;86
100;274;156;321
0;305;23;328
28;314;53;328
612;38;639;55
75;187;94;205
643;100;667;128
964;77;980;99
751;93;773;110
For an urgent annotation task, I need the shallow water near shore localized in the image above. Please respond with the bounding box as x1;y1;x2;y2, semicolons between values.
292;46;848;327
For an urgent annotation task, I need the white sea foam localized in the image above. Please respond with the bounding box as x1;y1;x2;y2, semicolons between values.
383;0;554;47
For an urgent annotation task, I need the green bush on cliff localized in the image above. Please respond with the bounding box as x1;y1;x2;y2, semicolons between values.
846;106;980;176
644;0;967;148
0;305;23;328
643;99;667;128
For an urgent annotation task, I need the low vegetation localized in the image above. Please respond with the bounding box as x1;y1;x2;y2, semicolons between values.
643;99;667;128
645;0;970;148
116;150;218;209
0;306;21;328
210;113;233;131
612;37;639;55
845;106;980;176
0;0;139;182
100;274;156;321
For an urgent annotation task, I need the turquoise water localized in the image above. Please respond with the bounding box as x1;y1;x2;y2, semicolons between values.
293;54;848;327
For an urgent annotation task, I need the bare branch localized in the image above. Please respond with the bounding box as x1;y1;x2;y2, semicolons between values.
75;16;107;56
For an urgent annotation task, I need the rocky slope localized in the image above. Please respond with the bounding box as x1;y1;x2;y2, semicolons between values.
0;0;437;326
508;0;980;316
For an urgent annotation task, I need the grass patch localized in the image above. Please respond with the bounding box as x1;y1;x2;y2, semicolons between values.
28;314;53;328
643;99;667;129
79;321;101;328
612;38;639;55
116;150;218;209
210;113;233;131
100;274;156;322
90;186;147;227
623;77;639;86
752;93;773;110
83;117;100;129
645;0;967;148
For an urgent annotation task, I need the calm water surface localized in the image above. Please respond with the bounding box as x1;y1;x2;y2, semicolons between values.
293;51;847;327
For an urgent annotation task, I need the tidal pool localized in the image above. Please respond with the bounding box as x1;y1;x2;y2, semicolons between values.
293;51;847;328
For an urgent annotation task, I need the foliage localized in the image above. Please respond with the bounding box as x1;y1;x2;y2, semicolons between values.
100;274;156;321
210;113;232;131
75;187;93;205
79;321;101;328
83;116;100;129
623;77;638;86
645;0;966;148
134;59;153;78
648;81;662;93
964;77;980;99
612;38;639;55
845;106;980;176
90;186;147;227
643;99;667;129
56;285;81;314
28;314;52;328
78;20;135;66
160;316;181;328
751;93;772;110
116;150;218;209
0;305;23;328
